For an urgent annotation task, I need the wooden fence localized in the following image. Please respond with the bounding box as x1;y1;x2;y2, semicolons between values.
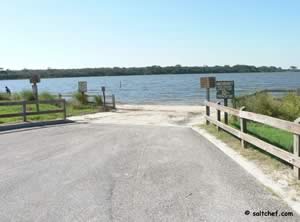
205;101;300;180
0;99;67;122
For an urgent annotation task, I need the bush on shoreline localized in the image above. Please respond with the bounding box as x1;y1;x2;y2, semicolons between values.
0;93;11;101
72;92;89;106
94;95;103;106
20;90;35;101
0;90;104;110
0;90;58;101
39;92;57;100
233;92;300;121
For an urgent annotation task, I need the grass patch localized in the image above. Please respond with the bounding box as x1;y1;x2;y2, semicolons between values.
228;91;296;153
230;119;293;153
0;103;62;124
0;103;101;124
200;124;287;171
66;104;102;117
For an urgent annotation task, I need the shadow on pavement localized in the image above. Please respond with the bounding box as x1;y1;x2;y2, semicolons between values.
0;119;83;135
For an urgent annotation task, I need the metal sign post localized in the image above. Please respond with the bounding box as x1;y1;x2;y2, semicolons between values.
101;86;106;110
216;81;235;125
30;74;41;112
200;77;216;125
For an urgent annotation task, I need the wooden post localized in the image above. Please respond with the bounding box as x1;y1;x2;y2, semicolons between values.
217;101;221;131
102;87;106;111
22;101;27;122
240;106;247;148
32;83;39;112
63;99;67;120
293;117;300;180
112;94;116;109
102;93;106;110
30;74;40;112
224;98;228;124
200;77;216;124
206;88;210;125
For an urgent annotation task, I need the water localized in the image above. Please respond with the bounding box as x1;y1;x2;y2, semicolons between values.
0;72;299;105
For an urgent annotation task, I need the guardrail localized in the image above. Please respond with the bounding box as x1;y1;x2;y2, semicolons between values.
0;99;67;122
205;101;300;180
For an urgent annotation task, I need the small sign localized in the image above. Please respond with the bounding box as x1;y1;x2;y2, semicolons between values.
200;77;216;88
30;74;40;84
78;81;87;93
216;81;235;99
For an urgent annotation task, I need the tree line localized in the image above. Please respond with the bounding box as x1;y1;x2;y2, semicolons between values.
0;64;293;80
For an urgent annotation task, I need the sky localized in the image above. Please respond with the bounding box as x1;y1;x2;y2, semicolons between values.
0;0;299;70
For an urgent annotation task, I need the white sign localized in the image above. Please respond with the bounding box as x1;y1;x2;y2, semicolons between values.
78;81;87;93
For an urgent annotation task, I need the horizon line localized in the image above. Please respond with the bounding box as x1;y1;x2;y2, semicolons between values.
1;64;294;71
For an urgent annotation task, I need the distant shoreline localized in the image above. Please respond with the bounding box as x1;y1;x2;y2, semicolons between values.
1;70;298;81
1;64;298;80
0;71;295;81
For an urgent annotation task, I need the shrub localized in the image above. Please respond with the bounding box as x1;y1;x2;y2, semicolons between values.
94;95;103;106
233;92;279;116
39;92;56;100
0;93;11;101
278;93;300;121
233;92;300;121
10;93;22;101
20;90;35;101
1;91;57;102
72;92;88;105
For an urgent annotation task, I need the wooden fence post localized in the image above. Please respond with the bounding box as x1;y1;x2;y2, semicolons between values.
240;106;247;148
224;98;228;124
217;101;221;131
102;87;106;111
22;101;27;122
112;94;116;109
293;117;300;180
205;100;210;125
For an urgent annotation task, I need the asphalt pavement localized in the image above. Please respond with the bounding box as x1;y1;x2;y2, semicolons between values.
0;123;299;221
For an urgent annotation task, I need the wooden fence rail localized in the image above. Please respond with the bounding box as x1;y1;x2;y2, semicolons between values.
0;99;67;122
205;101;300;180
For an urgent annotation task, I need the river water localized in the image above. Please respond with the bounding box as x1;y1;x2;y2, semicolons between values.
0;72;299;105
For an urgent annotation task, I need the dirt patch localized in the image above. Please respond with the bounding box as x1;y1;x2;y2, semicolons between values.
69;105;206;127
